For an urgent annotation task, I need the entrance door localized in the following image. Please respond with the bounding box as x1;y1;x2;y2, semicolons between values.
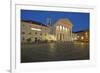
60;33;62;41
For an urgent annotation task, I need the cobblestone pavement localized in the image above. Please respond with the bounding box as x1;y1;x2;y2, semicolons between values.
21;41;89;63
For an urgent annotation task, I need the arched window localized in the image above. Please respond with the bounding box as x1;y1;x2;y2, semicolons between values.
35;32;37;35
22;32;25;34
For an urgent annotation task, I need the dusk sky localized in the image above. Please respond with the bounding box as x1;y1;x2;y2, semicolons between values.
21;10;89;32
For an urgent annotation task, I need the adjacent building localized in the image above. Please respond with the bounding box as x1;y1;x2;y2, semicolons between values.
72;30;89;42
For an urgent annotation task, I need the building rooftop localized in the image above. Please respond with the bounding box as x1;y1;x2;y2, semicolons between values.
72;30;89;33
54;18;73;27
21;20;48;27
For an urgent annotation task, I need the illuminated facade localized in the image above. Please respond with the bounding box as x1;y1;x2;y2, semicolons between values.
21;20;50;43
53;19;73;41
21;19;73;43
72;31;89;42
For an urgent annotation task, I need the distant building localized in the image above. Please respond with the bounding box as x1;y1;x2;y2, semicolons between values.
72;30;89;42
21;18;73;43
72;33;78;41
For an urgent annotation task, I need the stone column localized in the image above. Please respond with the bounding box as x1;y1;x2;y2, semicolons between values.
61;34;63;41
70;27;72;41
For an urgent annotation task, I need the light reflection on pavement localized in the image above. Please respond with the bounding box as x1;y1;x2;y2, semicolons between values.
21;41;89;63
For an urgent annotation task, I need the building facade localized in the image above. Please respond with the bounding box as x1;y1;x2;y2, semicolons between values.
21;20;50;43
72;31;89;42
21;18;73;43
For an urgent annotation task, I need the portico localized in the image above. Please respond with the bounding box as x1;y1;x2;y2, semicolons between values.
54;19;73;41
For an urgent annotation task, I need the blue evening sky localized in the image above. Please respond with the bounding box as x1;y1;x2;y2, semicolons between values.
21;10;89;32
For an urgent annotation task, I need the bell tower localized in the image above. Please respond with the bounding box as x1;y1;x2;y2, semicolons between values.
47;17;52;26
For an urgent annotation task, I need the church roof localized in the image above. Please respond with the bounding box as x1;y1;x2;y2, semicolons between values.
54;18;73;28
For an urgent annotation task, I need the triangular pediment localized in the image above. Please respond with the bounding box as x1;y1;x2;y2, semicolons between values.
55;19;73;28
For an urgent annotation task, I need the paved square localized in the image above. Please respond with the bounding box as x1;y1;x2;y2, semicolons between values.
21;41;89;63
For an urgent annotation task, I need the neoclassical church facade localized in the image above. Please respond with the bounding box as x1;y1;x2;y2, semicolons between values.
52;19;73;41
21;18;73;43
